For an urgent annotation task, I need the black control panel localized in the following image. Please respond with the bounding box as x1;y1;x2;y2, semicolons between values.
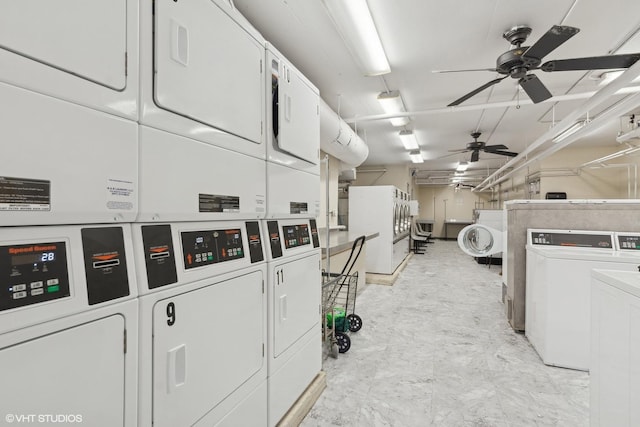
618;234;640;250
530;231;613;249
267;221;283;259
81;227;130;305
181;228;244;269
245;221;264;263
310;219;320;248
142;225;178;289
0;241;70;312
283;224;311;249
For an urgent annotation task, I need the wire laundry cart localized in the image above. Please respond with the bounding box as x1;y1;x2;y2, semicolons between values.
322;235;365;358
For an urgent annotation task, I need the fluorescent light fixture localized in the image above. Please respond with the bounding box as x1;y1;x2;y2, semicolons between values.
409;150;424;163
377;91;410;126
456;161;469;172
398;130;419;150
552;121;587;143
322;0;391;76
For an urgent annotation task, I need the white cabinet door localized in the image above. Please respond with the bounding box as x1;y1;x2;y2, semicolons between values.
273;254;320;357
0;0;127;90
155;0;264;144
0;315;126;426
152;271;264;427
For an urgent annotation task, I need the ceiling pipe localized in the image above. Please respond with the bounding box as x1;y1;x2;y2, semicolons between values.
319;97;369;167
474;59;640;191
475;90;640;191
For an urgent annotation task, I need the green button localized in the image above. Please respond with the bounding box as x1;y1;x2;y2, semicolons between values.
47;285;60;293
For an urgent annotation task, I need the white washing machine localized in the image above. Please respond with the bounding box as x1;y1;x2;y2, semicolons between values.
139;0;265;154
590;269;640;427
133;220;268;427
0;0;138;120
349;186;409;275
262;218;321;426
0;75;137;227
0;224;139;426
265;43;320;219
525;229;640;371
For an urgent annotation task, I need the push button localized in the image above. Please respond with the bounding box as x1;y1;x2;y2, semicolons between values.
47;278;59;286
31;288;44;296
13;284;27;292
30;281;44;289
12;291;27;299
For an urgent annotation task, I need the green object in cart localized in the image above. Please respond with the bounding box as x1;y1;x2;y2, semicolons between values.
326;307;349;332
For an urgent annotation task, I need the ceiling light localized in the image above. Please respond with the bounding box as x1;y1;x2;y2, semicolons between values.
398;130;419;150
377;91;410;126
456;161;469;172
409;150;424;163
322;0;390;76
552;121;587;143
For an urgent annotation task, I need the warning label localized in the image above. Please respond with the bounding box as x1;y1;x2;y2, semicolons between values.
0;176;51;211
199;193;240;213
106;178;135;211
290;202;308;214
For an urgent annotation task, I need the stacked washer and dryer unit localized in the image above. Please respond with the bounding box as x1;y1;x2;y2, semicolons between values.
0;2;140;425
1;1;321;426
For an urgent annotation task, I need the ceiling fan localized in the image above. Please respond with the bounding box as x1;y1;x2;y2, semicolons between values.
437;25;640;107
449;132;518;162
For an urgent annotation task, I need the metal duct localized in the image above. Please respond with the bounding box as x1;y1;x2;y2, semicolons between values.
319;98;369;167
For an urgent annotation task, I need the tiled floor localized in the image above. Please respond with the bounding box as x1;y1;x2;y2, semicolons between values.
301;240;589;427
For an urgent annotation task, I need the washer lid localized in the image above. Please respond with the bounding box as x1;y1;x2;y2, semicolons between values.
457;224;503;257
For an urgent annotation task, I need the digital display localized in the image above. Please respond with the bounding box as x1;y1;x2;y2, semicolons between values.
12;252;55;266
283;224;311;249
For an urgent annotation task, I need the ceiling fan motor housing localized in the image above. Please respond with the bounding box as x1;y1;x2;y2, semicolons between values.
497;48;541;78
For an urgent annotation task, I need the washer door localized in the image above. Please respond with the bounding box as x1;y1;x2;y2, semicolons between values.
457;224;503;257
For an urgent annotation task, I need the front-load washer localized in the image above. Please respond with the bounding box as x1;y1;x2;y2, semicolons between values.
0;82;138;226
133;220;268;427
525;229;640;371
0;224;139;426
457;223;503;258
262;218;321;426
0;0;138;120
139;0;266;156
265;43;320;219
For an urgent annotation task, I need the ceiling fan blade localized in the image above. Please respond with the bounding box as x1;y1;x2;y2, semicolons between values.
541;53;640;72
447;149;469;153
484;149;519;157
519;74;552;103
432;67;498;74
447;76;509;107
522;26;579;61
470;150;480;162
483;144;509;150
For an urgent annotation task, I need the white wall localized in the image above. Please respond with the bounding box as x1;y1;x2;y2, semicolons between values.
318;151;341;228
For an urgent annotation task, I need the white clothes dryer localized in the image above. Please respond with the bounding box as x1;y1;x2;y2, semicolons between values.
133;220;268;427
262;218;321;426
457;223;503;258
0;0;139;120
0;224;139;426
265;43;320;219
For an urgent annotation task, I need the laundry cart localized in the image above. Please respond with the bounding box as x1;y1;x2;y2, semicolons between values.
322;235;365;357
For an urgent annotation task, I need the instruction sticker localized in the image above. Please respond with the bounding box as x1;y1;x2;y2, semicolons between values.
255;194;265;213
0;176;51;211
290;202;308;214
199;194;240;213
106;179;135;211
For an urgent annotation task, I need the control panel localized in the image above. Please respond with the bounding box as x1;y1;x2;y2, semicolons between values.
0;241;70;312
529;231;614;249
181;228;245;270
617;233;640;250
282;224;311;249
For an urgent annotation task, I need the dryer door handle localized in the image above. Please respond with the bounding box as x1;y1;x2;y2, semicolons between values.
167;344;187;393
279;294;287;321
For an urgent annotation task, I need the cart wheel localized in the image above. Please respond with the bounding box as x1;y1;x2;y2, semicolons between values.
335;332;351;353
331;343;339;358
347;314;363;332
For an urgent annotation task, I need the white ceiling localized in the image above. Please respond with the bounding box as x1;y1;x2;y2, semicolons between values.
233;0;640;179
